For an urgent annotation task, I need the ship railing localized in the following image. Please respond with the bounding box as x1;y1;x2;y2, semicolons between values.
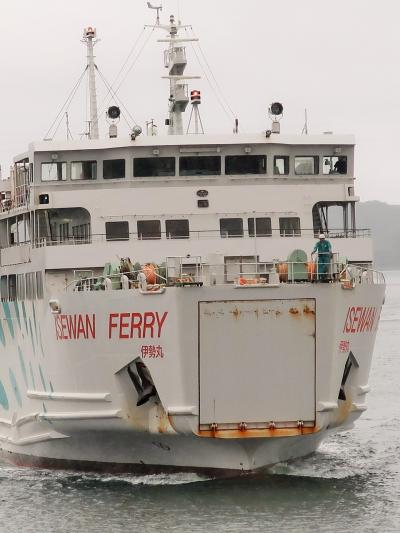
66;258;385;292
33;228;371;248
68;269;168;292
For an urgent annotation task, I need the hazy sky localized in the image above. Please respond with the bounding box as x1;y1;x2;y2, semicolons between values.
0;0;399;203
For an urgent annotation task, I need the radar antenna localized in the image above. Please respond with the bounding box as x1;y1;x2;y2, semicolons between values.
147;2;162;25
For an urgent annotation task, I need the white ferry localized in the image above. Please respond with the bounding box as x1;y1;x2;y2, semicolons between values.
0;11;385;474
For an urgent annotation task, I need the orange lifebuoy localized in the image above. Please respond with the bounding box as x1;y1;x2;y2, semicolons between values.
278;263;288;282
307;261;316;281
142;263;157;285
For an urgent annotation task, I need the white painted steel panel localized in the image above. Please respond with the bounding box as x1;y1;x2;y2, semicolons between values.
199;299;315;427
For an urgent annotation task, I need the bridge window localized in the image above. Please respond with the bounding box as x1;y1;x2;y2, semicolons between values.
294;156;319;175
71;161;97;180
179;156;221;176
274;156;289;175
166;219;189;239
220;218;243;238
105;221;129;241
41;162;67;181
225;155;266;175
248;217;272;237
323;156;347;175
134;157;175;177
279;217;301;236
103;159;125;179
137;220;161;240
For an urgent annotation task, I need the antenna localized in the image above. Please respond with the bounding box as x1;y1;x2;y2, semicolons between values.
147;2;162;25
65;112;73;140
146;119;158;136
302;108;308;135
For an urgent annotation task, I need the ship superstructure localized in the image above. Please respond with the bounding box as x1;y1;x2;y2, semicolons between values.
0;11;385;474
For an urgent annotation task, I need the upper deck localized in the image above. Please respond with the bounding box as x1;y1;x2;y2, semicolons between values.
0;130;371;279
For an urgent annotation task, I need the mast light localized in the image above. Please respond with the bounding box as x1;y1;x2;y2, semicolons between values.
84;26;96;39
190;90;201;104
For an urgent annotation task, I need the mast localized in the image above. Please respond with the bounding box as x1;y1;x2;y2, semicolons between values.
147;11;200;135
82;27;99;140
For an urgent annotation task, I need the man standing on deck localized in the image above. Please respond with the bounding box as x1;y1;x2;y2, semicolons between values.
311;234;332;281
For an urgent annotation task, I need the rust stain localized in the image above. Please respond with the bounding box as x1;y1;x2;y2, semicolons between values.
254;309;259;319
336;397;353;425
196;426;319;439
303;305;315;316
230;307;241;320
275;310;282;316
157;413;170;434
289;307;300;315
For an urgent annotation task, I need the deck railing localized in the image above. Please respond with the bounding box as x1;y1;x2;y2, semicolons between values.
34;228;371;248
67;257;385;292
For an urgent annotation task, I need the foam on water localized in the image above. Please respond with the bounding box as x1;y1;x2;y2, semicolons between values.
0;461;209;486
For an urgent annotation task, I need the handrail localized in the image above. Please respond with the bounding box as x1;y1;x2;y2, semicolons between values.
67;268;167;291
67;258;385;292
32;228;372;248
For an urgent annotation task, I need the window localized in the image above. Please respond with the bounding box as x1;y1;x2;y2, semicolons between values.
1;276;8;301
105;221;129;241
137;220;161;240
179;156;221;176
8;275;16;301
220;218;243;238
71;161;97;180
166;219;189;239
225;155;266;175
248;217;272;237
103;159;125;179
17;274;25;301
134;157;175;177
197;199;209;208
323;156;347;175
294;156;319;175
36;272;44;299
274;156;289;175
279;217;301;236
59;223;70;242
41;162;67;181
72;223;91;243
26;272;36;300
312;201;356;237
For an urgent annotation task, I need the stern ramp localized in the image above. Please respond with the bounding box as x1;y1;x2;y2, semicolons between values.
199;299;316;430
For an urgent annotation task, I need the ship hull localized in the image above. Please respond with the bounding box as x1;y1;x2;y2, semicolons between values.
0;281;385;473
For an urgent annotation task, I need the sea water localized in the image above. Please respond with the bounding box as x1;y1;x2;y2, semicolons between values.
0;272;399;532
